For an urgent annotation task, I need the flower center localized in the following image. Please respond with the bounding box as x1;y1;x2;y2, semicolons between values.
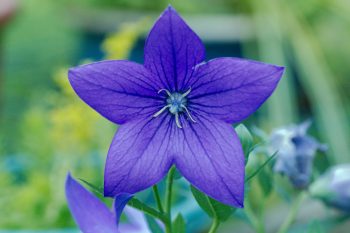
167;93;186;114
153;88;196;128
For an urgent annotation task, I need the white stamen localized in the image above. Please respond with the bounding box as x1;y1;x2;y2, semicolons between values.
153;104;171;117
158;89;172;97
181;105;196;123
181;87;192;98
175;113;182;128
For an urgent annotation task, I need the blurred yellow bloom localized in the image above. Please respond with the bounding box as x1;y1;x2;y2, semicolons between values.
102;20;147;60
1;23;142;228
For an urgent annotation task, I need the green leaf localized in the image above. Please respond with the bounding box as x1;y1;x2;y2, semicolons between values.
173;214;186;233
145;215;164;233
190;186;235;222
235;124;254;161
257;165;273;196
127;198;165;221
245;151;277;183
173;167;183;180
78;178;103;194
307;221;326;233
190;185;214;217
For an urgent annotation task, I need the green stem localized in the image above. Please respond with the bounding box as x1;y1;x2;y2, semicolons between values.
152;185;164;213
164;166;176;233
244;201;265;233
208;217;220;233
277;192;307;233
128;198;166;222
206;187;221;233
165;166;176;213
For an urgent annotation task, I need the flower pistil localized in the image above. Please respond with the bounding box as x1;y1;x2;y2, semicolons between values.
153;87;196;128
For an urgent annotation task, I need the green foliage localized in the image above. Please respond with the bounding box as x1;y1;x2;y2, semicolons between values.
0;4;141;227
1;0;350;230
65;0;240;13
257;164;273;197
2;0;79;151
245;152;277;183
235;124;254;158
145;215;164;233
127;198;166;221
78;178;104;195
248;0;350;164
190;186;235;222
173;214;186;233
173;167;183;180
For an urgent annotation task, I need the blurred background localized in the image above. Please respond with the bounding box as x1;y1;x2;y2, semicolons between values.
0;0;349;232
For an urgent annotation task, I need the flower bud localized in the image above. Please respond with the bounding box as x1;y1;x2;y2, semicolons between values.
310;164;350;212
269;120;327;188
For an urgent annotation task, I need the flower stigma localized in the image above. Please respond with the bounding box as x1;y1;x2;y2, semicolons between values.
153;87;196;128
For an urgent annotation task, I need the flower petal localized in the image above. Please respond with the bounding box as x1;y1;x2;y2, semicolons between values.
118;207;151;233
174;116;245;207
188;58;284;123
65;174;118;233
68;60;164;124
114;194;133;225
144;6;205;92
104;114;174;197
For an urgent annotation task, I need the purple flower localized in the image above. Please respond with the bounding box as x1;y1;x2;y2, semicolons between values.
65;174;153;233
269;120;327;188
68;6;284;207
310;164;350;212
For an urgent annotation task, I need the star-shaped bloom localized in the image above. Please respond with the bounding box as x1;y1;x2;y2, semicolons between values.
65;174;153;233
68;6;284;207
269;120;327;188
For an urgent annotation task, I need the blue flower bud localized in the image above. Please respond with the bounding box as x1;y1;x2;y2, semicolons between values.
269;120;327;188
310;164;350;212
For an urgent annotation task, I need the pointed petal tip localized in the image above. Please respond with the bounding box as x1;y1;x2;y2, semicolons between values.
274;65;285;76
114;193;133;224
279;65;286;73
237;201;244;208
65;173;83;199
278;65;286;72
103;183;112;198
166;4;177;12
67;67;78;81
65;172;75;189
230;191;245;208
160;4;181;19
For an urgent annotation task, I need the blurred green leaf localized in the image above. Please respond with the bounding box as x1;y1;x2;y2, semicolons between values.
145;215;164;233
257;165;273;196
245;152;277;183
287;216;350;233
249;0;298;126
173;214;186;233
252;0;350;164
306;221;326;233
127;198;166;222
235;124;254;162
190;185;235;222
173;167;183;180
79;178;103;195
